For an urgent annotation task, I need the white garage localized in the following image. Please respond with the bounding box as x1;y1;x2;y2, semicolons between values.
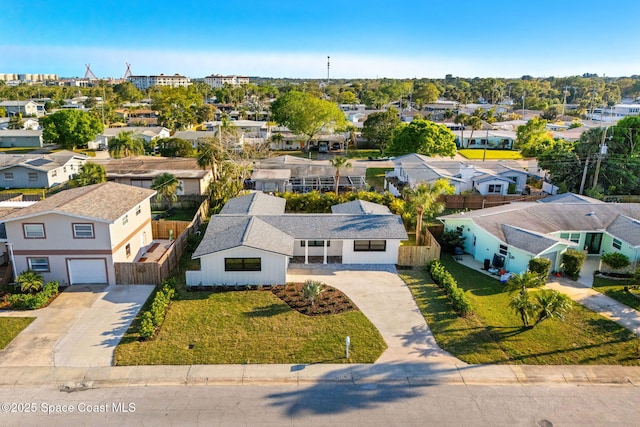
67;259;108;285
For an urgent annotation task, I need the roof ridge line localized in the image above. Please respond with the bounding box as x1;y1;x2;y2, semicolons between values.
241;216;255;244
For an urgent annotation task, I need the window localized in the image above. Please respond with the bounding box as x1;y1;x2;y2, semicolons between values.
135;205;141;216
300;240;330;247
125;244;131;257
499;244;508;256
487;184;502;194
27;172;38;182
73;223;94;238
4;172;13;180
27;257;49;272
560;232;580;244
354;240;386;252
51;170;57;178
122;214;129;226
613;238;622;250
225;258;261;271
23;223;45;238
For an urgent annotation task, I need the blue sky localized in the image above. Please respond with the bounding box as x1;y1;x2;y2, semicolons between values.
1;1;639;79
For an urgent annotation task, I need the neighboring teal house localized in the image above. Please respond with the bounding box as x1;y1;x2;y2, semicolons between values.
438;194;640;274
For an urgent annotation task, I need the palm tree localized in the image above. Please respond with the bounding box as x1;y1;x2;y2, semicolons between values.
16;269;44;294
70;162;107;187
151;173;182;209
197;138;225;182
270;132;284;149
108;131;145;159
533;290;572;327
466;115;483;147
509;291;537;328
503;271;546;294
403;179;455;245
302;280;325;310
454;113;468;147
329;156;352;195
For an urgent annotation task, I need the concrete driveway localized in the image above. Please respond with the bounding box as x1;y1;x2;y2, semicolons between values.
287;265;463;365
0;284;154;367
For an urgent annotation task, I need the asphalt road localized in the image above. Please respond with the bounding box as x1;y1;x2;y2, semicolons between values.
1;383;638;426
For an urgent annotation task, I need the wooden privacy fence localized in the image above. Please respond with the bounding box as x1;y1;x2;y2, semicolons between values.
115;198;209;285
397;229;441;266
439;194;547;210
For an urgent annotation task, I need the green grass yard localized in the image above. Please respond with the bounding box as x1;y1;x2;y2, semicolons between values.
458;149;523;160
402;256;640;365
592;276;640;310
114;289;386;365
365;167;393;191
0;317;34;349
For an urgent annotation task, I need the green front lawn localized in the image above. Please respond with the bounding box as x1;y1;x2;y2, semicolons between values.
0;317;34;349
152;207;198;221
114;289;386;365
403;256;640;365
366;167;393;191
458;149;522;160
592;276;640;310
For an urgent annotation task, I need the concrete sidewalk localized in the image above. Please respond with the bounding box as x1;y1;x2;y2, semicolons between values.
1;362;640;389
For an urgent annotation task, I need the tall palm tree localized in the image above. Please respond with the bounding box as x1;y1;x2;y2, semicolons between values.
151;173;182;209
466;115;483;147
197;138;225;182
403;179;454;245
70;162;106;187
454;113;468;147
108;131;145;159
16;269;44;294
329;156;352;195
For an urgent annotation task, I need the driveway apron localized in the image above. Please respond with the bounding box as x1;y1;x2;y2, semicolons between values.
287;265;463;364
0;285;154;367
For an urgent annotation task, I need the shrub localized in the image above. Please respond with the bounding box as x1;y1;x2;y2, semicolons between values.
439;229;466;253
600;252;630;270
426;260;472;316
528;257;552;279
136;278;177;339
561;249;587;280
8;281;58;310
138;312;155;339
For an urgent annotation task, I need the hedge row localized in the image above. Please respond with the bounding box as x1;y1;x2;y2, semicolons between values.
138;278;177;339
427;260;472;316
8;281;59;310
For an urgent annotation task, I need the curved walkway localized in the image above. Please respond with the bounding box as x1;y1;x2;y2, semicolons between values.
546;277;640;337
286;264;463;365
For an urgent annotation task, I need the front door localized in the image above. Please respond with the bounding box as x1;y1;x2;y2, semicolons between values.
584;233;603;254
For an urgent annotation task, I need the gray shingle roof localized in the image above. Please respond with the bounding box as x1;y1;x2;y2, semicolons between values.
192;216;294;258
502;224;564;255
0;150;86;172
93;156;210;179
440;202;640;248
219;192;286;215
537;192;605;204
331;200;391;215
2;181;156;223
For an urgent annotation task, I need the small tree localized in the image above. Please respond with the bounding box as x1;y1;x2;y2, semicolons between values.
302;280;325;310
151;173;182;209
16;270;44;294
533;290;573;327
600;252;630;271
108;131;145;158
70;162;107;187
528;258;552;280
509;291;537;328
329;156;352;195
561;249;586;280
439;228;466;253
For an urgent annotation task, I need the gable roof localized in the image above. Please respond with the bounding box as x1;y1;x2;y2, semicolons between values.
502;224;565;255
2;182;156;223
331;200;391;215
440;202;640;248
537;192;605;204
219;192;286;215
192;216;294;258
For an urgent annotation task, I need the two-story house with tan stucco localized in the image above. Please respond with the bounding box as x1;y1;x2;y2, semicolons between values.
1;182;156;285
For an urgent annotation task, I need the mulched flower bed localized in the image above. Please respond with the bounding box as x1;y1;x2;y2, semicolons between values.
271;283;357;316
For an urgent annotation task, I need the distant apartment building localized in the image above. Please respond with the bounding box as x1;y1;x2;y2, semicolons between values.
0;73;58;83
203;74;249;88
128;74;190;90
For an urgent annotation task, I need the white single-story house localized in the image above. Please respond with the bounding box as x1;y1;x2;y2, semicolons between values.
438;196;640;275
89;126;170;150
386;153;528;196
186;193;408;286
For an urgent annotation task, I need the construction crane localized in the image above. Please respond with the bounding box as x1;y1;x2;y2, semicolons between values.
122;63;132;80
84;64;98;80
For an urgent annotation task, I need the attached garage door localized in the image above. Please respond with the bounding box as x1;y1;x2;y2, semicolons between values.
67;259;108;285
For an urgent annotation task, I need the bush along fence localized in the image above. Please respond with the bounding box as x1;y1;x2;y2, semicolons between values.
426;260;472;316
138;278;177;340
8;281;59;310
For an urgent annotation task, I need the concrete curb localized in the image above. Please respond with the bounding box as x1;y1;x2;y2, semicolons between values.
2;364;640;389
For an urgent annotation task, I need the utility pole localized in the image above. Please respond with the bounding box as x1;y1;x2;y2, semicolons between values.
579;156;589;194
592;127;609;190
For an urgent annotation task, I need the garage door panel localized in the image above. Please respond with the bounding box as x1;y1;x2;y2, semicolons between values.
68;259;108;285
